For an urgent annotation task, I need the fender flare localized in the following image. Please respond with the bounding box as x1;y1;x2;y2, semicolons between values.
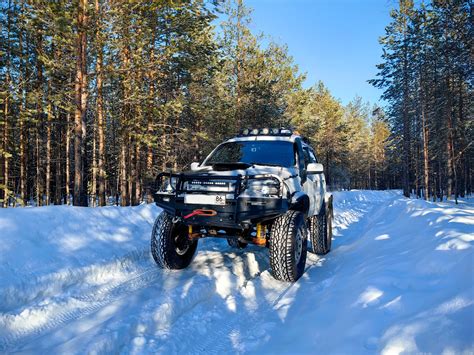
324;193;334;218
290;192;310;215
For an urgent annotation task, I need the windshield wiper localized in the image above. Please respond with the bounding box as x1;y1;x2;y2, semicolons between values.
249;162;282;167
211;162;252;170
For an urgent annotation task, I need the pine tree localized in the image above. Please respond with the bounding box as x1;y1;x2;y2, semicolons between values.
291;82;348;188
371;0;472;200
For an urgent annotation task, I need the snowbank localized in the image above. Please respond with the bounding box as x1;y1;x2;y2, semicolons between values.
0;204;159;312
0;191;472;354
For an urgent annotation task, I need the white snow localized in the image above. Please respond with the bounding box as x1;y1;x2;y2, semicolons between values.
0;191;472;354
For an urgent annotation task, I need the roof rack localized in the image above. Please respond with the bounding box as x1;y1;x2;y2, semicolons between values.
238;128;293;137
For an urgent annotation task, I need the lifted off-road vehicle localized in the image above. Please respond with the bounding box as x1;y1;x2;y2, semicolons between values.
151;128;333;282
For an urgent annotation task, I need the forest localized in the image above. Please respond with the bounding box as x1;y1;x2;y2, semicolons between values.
372;0;472;200
0;0;472;207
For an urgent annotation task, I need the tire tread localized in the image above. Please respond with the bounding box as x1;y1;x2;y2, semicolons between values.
309;203;332;255
269;210;307;282
150;213;197;269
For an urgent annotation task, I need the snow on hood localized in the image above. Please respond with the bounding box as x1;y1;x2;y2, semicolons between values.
184;164;296;179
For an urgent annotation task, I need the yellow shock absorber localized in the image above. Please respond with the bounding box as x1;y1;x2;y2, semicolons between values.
188;225;201;240
253;223;266;246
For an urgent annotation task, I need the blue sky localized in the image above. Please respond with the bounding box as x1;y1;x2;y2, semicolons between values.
244;0;397;106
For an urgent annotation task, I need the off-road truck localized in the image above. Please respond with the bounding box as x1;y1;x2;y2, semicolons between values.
151;128;333;282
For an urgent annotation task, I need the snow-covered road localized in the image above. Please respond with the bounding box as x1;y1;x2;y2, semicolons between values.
0;191;472;354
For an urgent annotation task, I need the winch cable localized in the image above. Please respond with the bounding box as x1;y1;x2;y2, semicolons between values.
183;209;217;219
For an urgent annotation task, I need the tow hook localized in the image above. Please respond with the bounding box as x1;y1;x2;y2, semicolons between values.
183;209;217;219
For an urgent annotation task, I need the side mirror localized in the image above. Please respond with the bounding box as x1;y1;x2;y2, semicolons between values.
307;163;324;174
190;162;200;171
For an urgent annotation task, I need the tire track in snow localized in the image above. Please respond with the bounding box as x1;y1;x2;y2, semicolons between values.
1;249;260;353
0;228;267;352
193;196;396;353
190;253;332;354
0;266;160;352
0;206;161;351
191;272;301;354
0;248;151;314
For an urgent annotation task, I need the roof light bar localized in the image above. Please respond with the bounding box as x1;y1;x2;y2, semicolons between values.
238;128;293;137
279;129;292;136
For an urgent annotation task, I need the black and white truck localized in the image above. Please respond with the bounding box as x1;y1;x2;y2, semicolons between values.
151;128;333;282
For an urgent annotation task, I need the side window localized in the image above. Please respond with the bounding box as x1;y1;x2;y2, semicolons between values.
302;147;311;167
295;138;307;184
293;143;299;167
308;149;318;163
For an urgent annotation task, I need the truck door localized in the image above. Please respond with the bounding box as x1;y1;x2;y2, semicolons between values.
302;145;318;216
306;147;324;215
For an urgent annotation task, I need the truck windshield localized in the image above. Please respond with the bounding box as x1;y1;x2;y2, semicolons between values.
204;140;295;168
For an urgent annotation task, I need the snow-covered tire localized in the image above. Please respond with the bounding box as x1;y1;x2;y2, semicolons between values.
309;202;333;255
227;237;248;249
269;210;308;282
151;213;198;269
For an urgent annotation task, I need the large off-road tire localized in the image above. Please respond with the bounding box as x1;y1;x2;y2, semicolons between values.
309;201;333;255
151;213;198;269
227;237;248;249
269;210;308;282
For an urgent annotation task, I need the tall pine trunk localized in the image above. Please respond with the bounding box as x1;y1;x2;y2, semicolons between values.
55;119;62;205
120;140;128;206
20;109;26;204
2;92;9;207
74;0;88;206
402;53;411;198
35;126;42;206
2;0;12;207
91;124;97;206
445;77;455;199
66;112;71;204
135;143;141;204
129;136;136;205
457;76;466;197
19;7;27;205
35;32;43;206
146;35;155;177
421;97;430;200
146;67;155;204
95;0;106;207
45;86;52;205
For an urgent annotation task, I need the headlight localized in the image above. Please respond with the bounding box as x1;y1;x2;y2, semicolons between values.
245;179;280;197
161;176;177;193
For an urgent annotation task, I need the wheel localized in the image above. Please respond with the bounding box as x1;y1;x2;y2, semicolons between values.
269;210;308;282
151;212;198;269
309;201;333;255
227;237;248;249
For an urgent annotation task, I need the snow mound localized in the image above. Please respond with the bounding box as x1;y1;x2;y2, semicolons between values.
0;191;472;354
